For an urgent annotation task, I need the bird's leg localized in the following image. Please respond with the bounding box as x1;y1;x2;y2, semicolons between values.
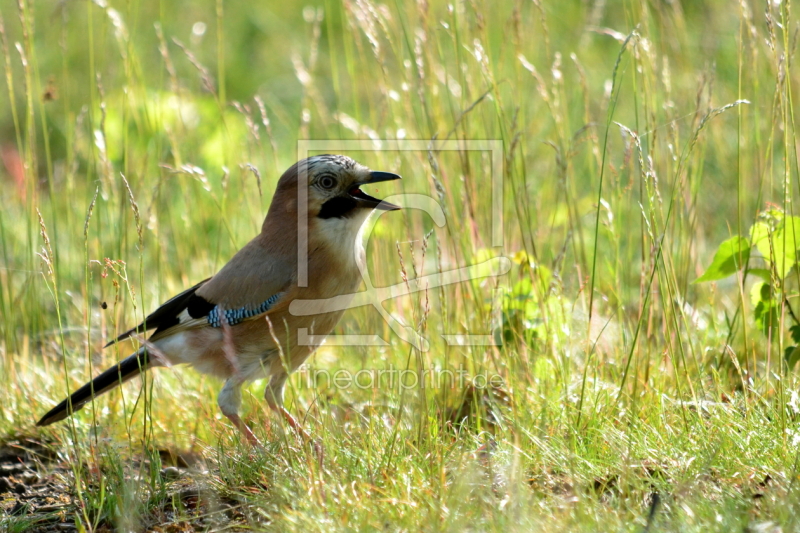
218;379;262;447
265;377;323;467
277;405;311;441
277;404;324;469
225;412;261;446
265;374;314;442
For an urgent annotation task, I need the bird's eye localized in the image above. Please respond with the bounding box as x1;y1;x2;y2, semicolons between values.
319;176;336;189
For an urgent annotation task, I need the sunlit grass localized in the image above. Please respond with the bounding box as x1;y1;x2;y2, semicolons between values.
1;0;800;530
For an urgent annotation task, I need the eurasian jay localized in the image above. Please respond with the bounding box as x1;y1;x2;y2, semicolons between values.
37;155;401;444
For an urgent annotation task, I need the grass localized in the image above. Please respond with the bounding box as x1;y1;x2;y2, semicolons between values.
1;0;800;530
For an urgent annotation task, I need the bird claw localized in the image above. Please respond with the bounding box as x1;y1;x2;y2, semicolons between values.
279;406;311;440
276;407;323;466
227;407;322;467
225;413;263;447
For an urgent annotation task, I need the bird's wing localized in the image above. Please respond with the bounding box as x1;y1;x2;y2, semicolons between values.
105;278;212;347
193;236;296;312
106;238;295;347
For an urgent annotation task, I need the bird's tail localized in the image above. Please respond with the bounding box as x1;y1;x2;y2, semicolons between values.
37;350;151;427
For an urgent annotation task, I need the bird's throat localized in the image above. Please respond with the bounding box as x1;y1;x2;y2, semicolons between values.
318;196;358;219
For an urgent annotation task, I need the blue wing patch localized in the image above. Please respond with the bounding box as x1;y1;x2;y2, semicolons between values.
207;293;283;328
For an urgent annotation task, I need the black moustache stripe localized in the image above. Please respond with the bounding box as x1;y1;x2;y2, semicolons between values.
318;196;358;219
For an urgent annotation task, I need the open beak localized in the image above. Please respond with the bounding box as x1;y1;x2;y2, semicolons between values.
348;171;402;211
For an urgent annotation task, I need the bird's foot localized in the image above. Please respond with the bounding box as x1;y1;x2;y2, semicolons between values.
225;412;263;447
277;407;324;466
279;406;311;441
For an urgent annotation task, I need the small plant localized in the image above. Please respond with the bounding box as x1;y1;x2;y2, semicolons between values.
696;208;800;366
500;250;559;347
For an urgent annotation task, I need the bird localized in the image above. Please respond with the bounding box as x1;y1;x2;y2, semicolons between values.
37;154;401;445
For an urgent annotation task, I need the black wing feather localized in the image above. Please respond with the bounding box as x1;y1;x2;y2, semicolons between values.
105;277;213;347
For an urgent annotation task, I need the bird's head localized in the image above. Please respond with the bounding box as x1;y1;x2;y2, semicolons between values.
304;154;401;220
267;155;401;232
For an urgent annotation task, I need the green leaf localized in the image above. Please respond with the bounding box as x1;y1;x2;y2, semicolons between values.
748;268;772;281
750;281;773;306
750;216;800;280
790;324;800;344
751;281;779;339
754;300;779;339
772;216;800;279
694;235;751;283
750;221;771;261
785;345;800;369
506;278;536;317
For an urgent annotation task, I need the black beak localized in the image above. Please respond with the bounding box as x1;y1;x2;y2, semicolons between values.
368;171;402;184
349;171;402;211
